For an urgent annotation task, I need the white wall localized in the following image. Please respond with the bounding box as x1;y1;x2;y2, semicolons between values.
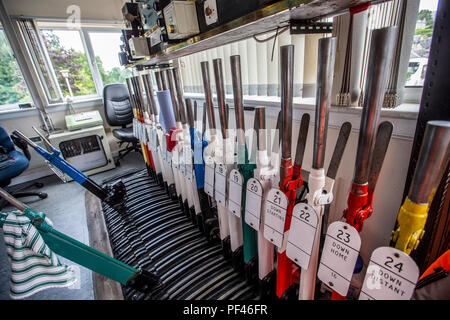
3;0;127;21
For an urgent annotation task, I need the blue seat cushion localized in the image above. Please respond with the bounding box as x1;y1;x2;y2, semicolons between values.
0;150;29;182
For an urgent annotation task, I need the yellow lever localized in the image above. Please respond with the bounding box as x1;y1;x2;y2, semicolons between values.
391;197;428;254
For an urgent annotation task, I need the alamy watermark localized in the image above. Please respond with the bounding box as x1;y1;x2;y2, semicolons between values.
66;5;81;29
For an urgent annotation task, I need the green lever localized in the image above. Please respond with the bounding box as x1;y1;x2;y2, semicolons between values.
237;144;257;264
0;188;161;295
24;208;138;285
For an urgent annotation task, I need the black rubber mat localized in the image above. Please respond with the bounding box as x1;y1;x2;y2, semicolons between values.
101;169;259;300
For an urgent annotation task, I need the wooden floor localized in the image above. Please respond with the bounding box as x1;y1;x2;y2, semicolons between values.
85;191;124;300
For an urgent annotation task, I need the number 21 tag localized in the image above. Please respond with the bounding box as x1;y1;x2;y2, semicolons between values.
263;188;288;248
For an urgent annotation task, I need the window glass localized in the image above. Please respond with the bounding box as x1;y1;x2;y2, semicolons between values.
88;31;132;85
41;29;97;98
0;24;32;110
405;0;439;87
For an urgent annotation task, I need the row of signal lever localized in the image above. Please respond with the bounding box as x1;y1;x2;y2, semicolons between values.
126;25;450;300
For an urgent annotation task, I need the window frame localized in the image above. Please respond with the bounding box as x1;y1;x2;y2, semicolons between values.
32;21;124;107
81;27;126;97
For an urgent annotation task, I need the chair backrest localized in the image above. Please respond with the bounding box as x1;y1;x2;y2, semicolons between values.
0;126;14;153
103;83;134;127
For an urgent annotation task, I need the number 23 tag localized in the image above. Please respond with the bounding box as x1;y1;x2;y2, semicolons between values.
317;221;361;296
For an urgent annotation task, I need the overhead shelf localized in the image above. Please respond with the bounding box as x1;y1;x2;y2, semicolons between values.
128;0;381;68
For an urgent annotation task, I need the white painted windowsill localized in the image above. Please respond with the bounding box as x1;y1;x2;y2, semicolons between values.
0;96;103;120
184;92;419;140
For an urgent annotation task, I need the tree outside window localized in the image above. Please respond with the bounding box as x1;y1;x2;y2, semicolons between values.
41;29;96;98
405;0;439;87
0;27;31;108
88;32;132;86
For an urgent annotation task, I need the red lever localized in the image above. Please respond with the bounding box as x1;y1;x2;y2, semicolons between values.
276;160;303;298
349;2;371;15
343;183;375;232
165;127;179;152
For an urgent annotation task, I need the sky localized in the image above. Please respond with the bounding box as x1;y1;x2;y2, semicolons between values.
419;0;439;12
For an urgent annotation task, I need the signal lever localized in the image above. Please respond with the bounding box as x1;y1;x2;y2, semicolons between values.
12;128;126;212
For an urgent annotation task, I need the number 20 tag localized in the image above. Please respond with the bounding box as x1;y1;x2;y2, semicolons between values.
244;178;263;231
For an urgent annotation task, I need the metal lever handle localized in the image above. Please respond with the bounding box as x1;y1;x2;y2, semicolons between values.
353;26;397;184
32;126;55;151
280;45;294;161
313;37;336;170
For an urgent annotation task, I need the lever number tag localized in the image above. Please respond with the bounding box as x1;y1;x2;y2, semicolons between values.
215;163;227;206
147;126;154;152
133;119;138;138
244;178;263;231
286;203;319;269
184;146;192;180
263;188;288;248
317;221;361;296
145;126;151;150
140;123;145;142
167;150;172;165
204;156;215;197
359;247;419;300
228;169;243;217
179;150;186;176
152;129;158;152
172;149;179;169
186;163;193;181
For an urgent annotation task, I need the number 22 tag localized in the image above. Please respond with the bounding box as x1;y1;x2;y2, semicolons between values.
286;203;319;269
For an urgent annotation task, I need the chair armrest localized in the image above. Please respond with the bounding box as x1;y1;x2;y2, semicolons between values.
10;133;31;160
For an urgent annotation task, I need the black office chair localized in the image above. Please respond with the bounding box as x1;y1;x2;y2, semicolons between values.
0;126;47;210
103;83;141;166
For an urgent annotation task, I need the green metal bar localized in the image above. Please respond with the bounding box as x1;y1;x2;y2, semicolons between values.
22;208;138;286
1;209;137;285
238;145;257;263
230;55;258;264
